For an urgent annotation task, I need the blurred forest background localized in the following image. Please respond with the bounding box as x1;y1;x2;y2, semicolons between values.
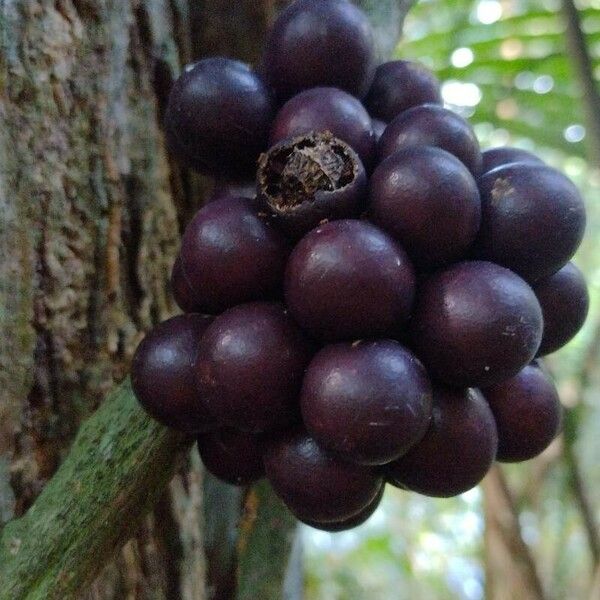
304;0;600;599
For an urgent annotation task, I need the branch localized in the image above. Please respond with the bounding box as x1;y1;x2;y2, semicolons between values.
560;320;600;567
589;562;600;600
563;417;600;565
0;379;190;600
561;0;600;165
483;465;547;600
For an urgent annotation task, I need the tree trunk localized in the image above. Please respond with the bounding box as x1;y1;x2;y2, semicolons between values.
0;1;414;598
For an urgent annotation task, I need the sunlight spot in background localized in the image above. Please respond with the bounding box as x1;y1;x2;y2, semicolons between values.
519;511;540;546
500;38;524;60
564;124;586;143
448;558;485;600
451;47;475;68
488;128;511;146
565;156;587;178
476;0;503;24
496;98;519;120
532;75;554;94
463;577;485;600
514;71;536;90
442;81;482;107
461;486;481;505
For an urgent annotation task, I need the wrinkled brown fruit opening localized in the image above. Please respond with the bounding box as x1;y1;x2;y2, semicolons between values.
258;132;357;211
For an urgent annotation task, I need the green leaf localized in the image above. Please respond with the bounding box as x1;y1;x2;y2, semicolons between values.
398;0;598;156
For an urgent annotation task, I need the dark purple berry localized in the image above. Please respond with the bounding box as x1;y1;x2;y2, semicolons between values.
476;163;586;282
301;340;432;465
180;197;289;314
379;104;482;175
365;60;442;123
534;262;589;356
263;428;383;523
197;428;265;485
369;146;481;271
285;220;416;341
410;261;543;388
270;87;376;168
257;132;367;239
372;118;387;142
195;302;313;433
482;364;562;463
263;0;376;100
132;314;215;433
165;58;274;179
300;483;385;531
387;387;498;497
171;255;199;313
481;147;544;174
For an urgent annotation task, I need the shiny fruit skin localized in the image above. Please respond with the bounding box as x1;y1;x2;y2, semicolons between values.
369;146;481;271
270;87;376;168
263;428;383;523
132;314;215;433
365;60;442;123
195;302;313;433
197;428;265;485
171;254;199;313
165;58;274;179
263;0;376;100
476;163;586;282
482;364;562;462
534;262;590;356
301;340;432;465
480;147;544;174
379;104;482;176
285;219;416;341
300;483;385;531
179;197;290;314
386;387;498;497
372;118;387;142
410;261;543;388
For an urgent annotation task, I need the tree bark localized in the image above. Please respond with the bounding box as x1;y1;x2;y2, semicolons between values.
0;1;414;598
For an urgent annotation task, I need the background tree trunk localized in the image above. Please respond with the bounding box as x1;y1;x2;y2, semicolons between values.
0;1;414;598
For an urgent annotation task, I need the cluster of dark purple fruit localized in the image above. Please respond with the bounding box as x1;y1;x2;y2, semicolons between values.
132;0;589;531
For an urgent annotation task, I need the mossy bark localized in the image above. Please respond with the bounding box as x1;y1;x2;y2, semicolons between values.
0;2;414;598
0;380;188;600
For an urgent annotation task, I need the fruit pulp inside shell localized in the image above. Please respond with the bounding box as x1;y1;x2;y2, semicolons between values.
260;133;356;211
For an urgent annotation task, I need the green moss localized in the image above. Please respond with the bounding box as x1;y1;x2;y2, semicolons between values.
0;379;189;600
